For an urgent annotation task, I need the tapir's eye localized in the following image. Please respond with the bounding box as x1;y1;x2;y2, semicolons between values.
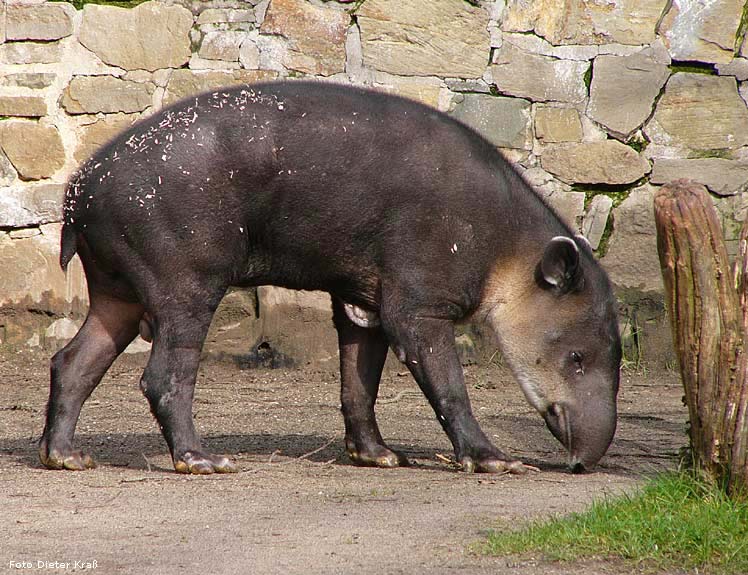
571;351;584;375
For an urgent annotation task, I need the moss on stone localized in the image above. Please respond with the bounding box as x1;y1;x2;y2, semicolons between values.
583;63;593;92
626;135;649;153
578;187;632;257
51;0;149;10
690;148;732;159
736;1;748;55
668;61;717;75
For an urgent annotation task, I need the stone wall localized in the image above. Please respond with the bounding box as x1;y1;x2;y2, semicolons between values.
1;0;748;367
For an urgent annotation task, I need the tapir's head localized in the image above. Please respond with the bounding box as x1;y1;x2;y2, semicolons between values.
485;235;621;472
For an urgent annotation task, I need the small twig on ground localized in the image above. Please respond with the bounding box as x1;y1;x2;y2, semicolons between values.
435;453;455;465
73;490;123;509
378;390;421;404
486;349;501;366
281;436;339;464
240;467;266;475
142;454;152;473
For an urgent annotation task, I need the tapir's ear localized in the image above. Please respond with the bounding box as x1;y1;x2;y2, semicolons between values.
575;234;592;251
536;236;582;293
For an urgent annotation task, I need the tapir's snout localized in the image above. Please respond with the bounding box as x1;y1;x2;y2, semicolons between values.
542;391;617;473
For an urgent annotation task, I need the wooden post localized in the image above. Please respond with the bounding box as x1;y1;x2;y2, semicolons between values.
730;219;748;493
654;180;748;497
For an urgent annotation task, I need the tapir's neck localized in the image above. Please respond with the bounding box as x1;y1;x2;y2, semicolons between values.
472;248;554;414
472;246;541;323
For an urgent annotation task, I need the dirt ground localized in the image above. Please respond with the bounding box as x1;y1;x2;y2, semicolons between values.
0;348;688;575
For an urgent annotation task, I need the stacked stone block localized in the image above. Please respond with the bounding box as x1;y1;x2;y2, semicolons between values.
1;0;747;367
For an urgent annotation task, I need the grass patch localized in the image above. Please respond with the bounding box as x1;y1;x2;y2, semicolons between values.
480;472;748;574
619;315;643;373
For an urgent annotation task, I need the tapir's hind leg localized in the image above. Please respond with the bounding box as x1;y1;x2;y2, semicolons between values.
139;300;237;475
40;295;143;470
332;297;407;468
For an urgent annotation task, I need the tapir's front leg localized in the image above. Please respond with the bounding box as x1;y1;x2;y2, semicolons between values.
383;313;526;474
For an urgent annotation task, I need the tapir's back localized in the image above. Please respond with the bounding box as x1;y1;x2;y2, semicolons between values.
63;81;569;304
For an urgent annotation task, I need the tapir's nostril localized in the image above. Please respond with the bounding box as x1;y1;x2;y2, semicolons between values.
569;460;586;474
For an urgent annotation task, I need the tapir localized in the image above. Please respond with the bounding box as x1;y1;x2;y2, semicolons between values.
40;81;621;475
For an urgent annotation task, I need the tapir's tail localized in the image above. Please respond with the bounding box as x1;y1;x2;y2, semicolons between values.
60;221;78;272
60;173;81;272
59;163;93;272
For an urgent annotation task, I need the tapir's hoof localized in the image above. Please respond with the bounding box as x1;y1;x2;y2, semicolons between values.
173;452;238;475
347;445;408;468
39;446;96;471
459;456;528;475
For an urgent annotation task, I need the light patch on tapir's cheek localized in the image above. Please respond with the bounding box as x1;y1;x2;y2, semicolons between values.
486;310;578;414
497;322;570;412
